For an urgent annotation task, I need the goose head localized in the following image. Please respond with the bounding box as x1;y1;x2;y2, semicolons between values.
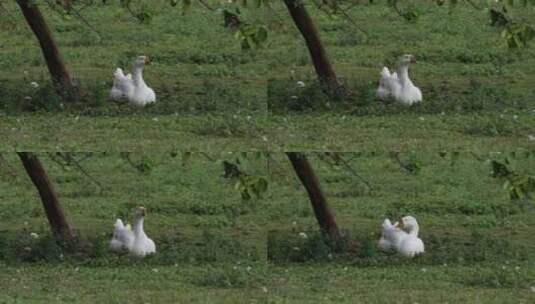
134;206;147;218
399;215;419;235
133;55;151;68
397;54;416;67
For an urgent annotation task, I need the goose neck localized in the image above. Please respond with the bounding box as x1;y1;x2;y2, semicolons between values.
396;65;411;85
132;66;145;86
408;225;419;236
133;217;145;237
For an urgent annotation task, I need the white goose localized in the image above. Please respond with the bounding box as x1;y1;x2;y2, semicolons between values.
109;206;156;257
378;215;424;258
376;54;422;105
109;55;156;106
129;206;156;257
397;215;424;258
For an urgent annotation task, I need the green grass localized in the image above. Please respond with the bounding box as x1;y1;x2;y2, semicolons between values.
1;152;534;302
1;1;535;150
2;113;534;151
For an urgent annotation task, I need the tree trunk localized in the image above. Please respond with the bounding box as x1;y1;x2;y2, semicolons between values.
283;0;340;92
16;0;77;100
18;153;76;245
286;152;342;243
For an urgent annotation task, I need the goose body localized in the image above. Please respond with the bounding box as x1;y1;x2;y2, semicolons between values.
378;215;424;258
109;56;156;106
109;207;156;257
377;54;422;105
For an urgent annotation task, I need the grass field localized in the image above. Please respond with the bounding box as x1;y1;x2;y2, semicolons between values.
1;1;534;150
0;152;534;302
1;1;535;302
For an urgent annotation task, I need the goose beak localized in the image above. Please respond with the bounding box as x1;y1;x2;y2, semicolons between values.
144;57;151;65
410;56;417;64
138;206;147;216
398;218;405;229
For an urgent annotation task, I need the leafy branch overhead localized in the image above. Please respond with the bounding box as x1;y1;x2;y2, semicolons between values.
28;0;535;50
220;154;268;201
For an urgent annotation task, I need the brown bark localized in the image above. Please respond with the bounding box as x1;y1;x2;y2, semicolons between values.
18;153;76;245
286;152;342;243
283;0;340;92
16;0;77;99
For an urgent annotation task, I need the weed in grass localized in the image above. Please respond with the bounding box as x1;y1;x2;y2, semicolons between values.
192;263;265;289
0;231;64;263
267;230;356;264
189;114;261;138
463;265;533;289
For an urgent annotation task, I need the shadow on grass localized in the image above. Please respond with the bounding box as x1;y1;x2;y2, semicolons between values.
267;229;531;267
0;78;263;116
0;229;262;266
267;77;528;116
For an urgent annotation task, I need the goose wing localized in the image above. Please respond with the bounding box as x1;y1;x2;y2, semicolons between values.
110;68;134;100
109;219;134;251
377;67;398;100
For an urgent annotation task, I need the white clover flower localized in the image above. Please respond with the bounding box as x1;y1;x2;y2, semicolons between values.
152;117;159;122
298;232;308;239
152;268;159;273
246;266;252;272
30;82;39;88
530;286;535;293
529;135;535;141
29;232;39;239
296;81;306;88
262;286;268;293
